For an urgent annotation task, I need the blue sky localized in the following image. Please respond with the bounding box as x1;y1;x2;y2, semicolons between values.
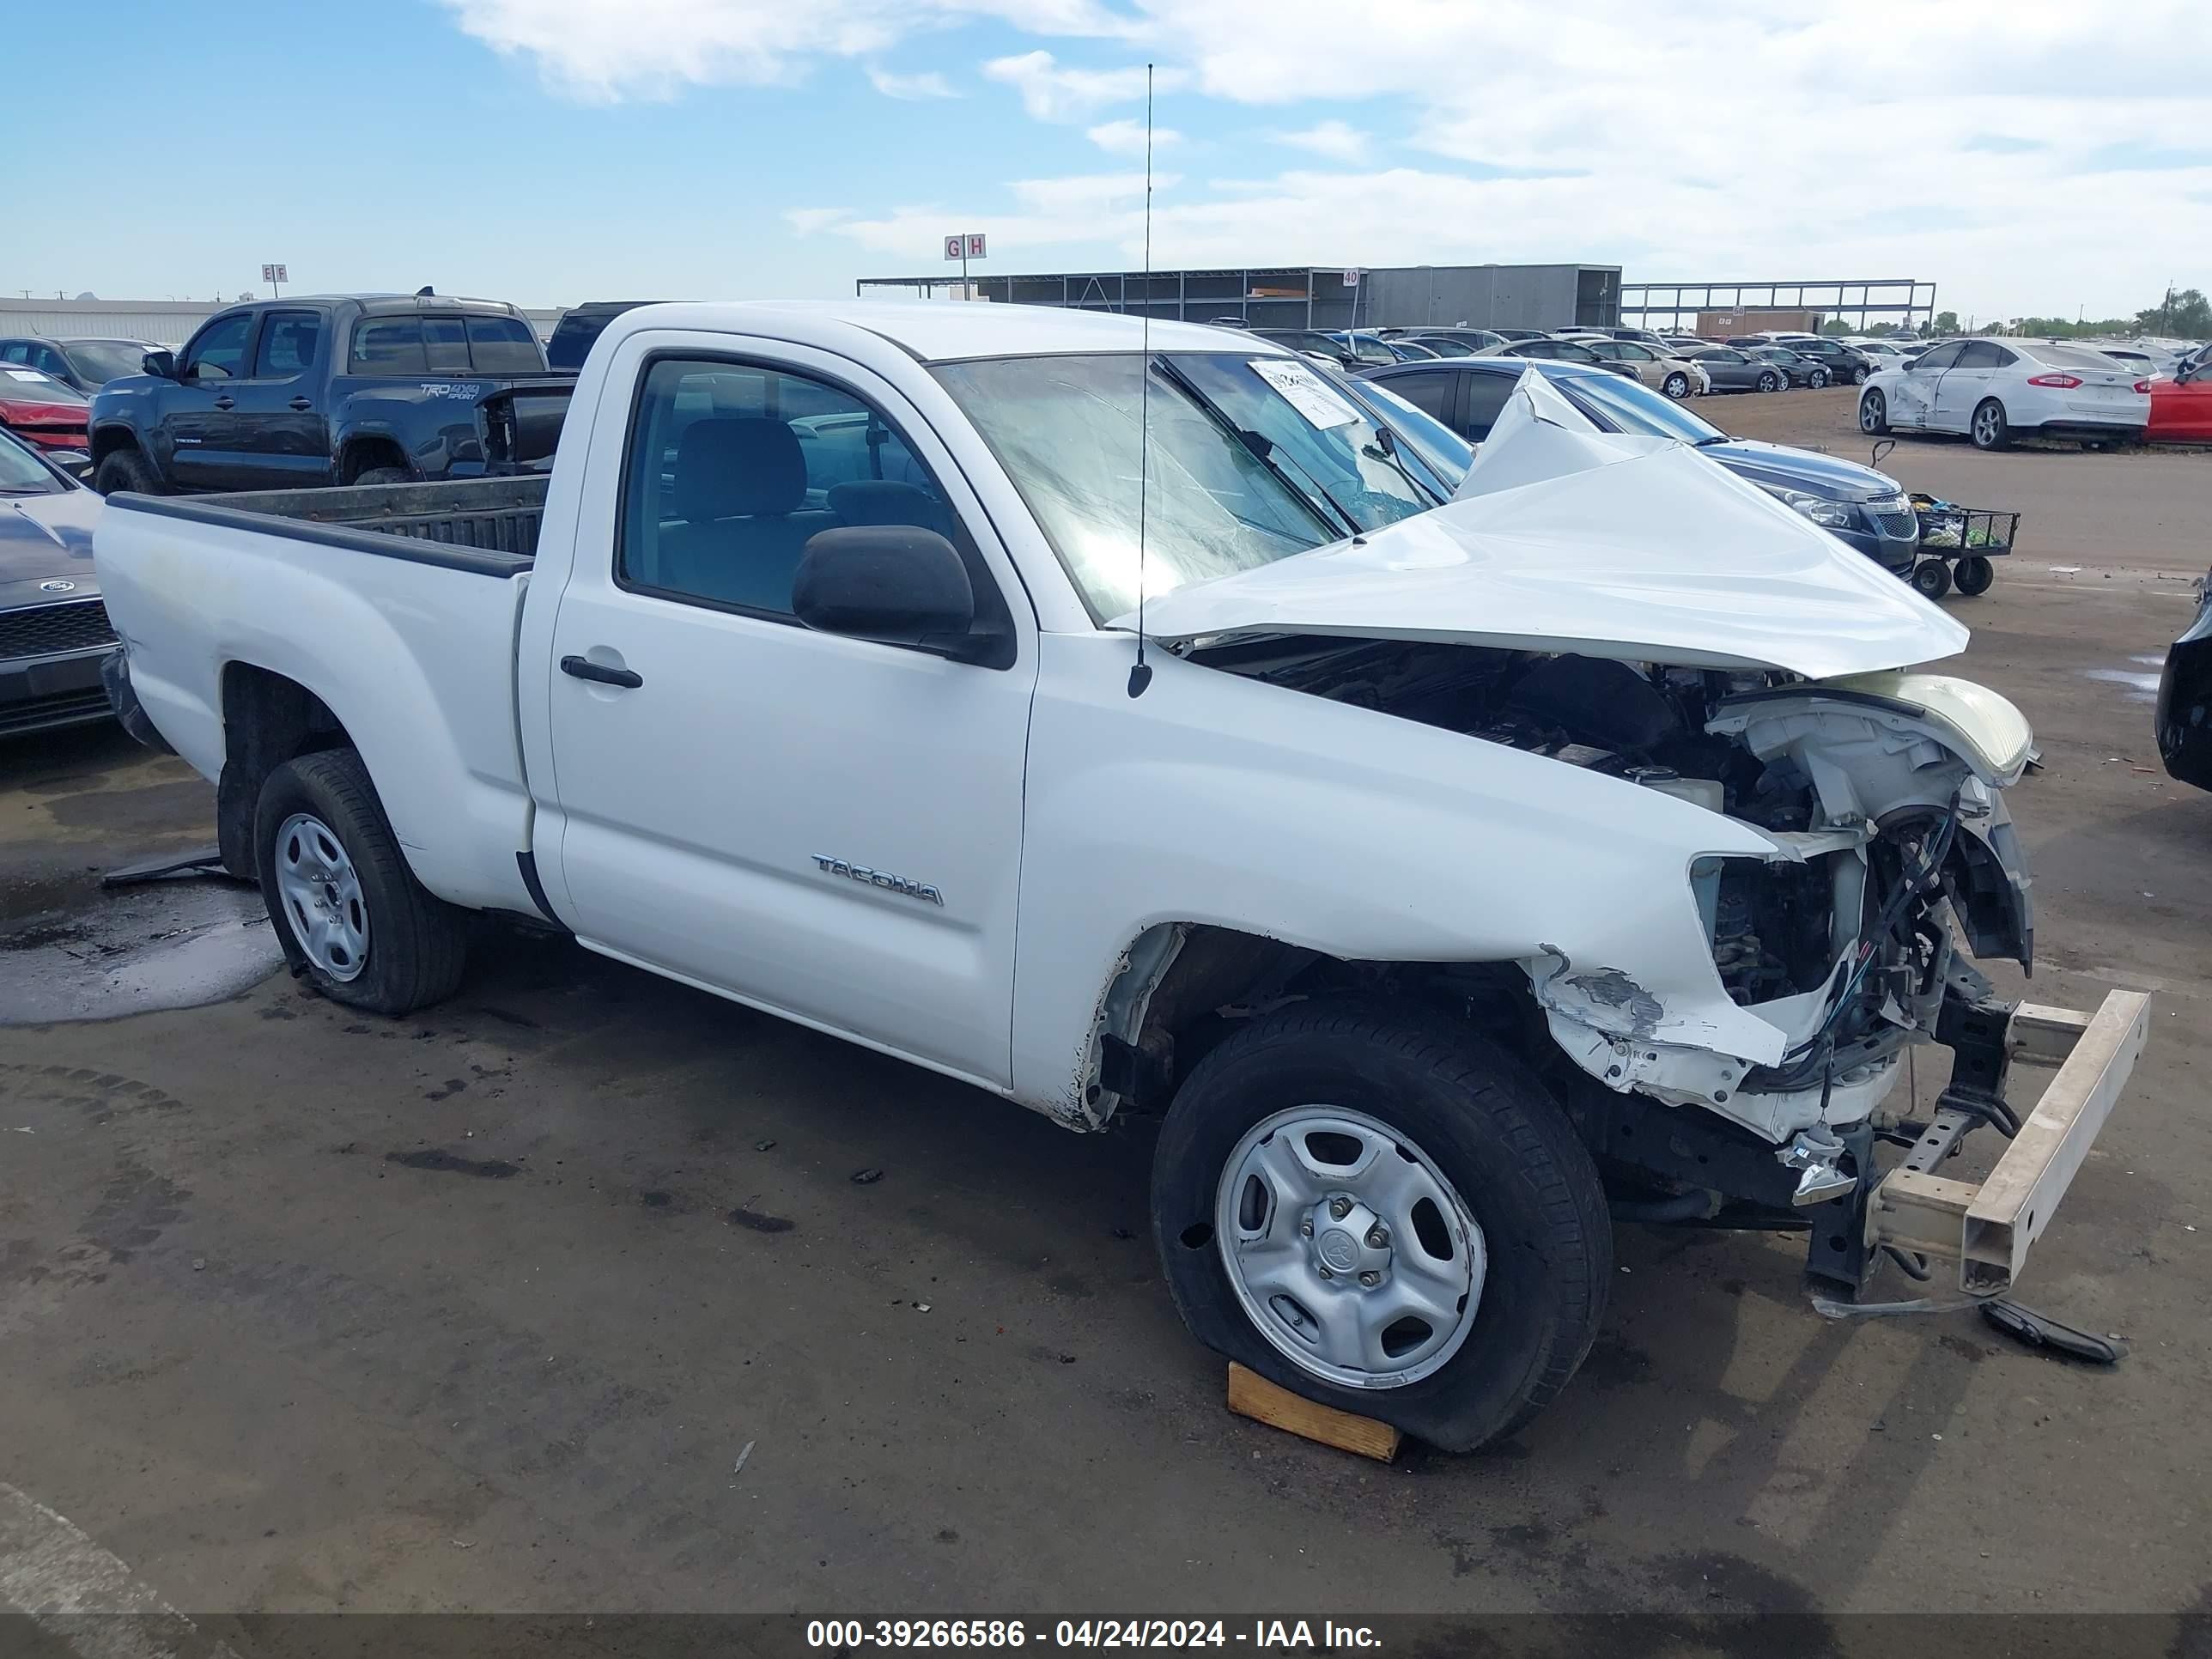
9;0;2209;322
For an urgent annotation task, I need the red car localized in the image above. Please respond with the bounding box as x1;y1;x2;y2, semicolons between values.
2148;351;2212;442
0;365;90;471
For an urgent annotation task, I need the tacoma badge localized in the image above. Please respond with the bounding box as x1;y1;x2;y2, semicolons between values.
811;854;944;905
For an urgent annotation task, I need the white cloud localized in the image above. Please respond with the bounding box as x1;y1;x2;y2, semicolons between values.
1273;119;1369;163
441;0;1133;99
440;0;2212;314
785;207;855;234
981;51;1179;121
868;66;959;98
1087;118;1180;156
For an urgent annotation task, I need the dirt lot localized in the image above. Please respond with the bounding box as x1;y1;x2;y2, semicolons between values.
3;404;2209;1632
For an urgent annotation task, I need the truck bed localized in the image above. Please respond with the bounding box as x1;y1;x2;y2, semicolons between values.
117;477;547;568
96;483;542;918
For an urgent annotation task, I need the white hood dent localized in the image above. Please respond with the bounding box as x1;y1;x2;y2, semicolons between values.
1116;368;1970;681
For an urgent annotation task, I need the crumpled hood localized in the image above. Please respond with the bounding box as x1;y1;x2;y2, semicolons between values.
0;487;101;600
1116;369;1967;680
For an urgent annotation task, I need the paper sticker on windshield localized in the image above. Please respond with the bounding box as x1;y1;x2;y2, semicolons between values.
3;369;44;382
1248;359;1361;430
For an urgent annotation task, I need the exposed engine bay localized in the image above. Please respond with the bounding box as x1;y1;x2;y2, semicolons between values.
1194;635;2036;1150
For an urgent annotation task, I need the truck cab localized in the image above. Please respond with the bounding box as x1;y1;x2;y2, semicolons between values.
88;293;569;495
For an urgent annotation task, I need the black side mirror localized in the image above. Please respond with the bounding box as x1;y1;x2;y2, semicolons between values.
794;526;995;662
142;349;176;380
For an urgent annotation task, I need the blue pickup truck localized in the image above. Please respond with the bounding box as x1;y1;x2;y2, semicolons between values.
88;292;573;495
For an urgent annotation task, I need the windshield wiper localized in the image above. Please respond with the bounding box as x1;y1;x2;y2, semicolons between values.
1694;434;1731;447
1361;422;1443;506
1147;356;1359;540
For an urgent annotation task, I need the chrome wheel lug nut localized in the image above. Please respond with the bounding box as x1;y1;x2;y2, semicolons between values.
1316;1265;1334;1279
1365;1226;1389;1249
1298;1217;1314;1237
1328;1195;1352;1220
1358;1270;1380;1288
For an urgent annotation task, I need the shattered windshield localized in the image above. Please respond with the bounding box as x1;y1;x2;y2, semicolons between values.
933;351;1433;621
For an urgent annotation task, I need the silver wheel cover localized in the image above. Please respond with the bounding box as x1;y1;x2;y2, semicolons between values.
1215;1106;1485;1390
274;812;369;981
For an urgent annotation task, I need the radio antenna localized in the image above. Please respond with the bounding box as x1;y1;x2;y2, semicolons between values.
1127;61;1156;700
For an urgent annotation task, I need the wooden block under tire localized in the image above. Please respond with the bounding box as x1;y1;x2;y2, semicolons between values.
1227;1363;1401;1462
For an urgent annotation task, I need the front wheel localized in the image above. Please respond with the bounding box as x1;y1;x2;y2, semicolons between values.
1971;398;2011;451
254;749;468;1014
1758;370;1781;392
1859;390;1890;434
1808;367;1831;389
1911;559;1954;600
1662;372;1691;400
1853;366;1871;385
1954;555;1996;596
354;466;413;486
1152;1001;1611;1452
93;447;165;496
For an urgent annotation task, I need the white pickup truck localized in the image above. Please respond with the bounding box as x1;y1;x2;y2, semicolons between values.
95;302;2148;1449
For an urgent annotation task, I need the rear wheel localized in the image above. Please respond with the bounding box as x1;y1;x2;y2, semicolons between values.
1953;555;1996;597
1808;367;1832;389
1662;372;1691;400
1911;559;1954;600
1152;1000;1611;1451
93;447;164;496
1758;370;1781;392
1859;390;1890;434
1970;398;2011;451
254;749;467;1014
354;466;412;486
1853;365;1872;385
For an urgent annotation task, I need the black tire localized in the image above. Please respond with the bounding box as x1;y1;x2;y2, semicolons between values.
1911;559;1953;600
1758;370;1780;392
1808;367;1831;389
1151;1000;1611;1452
1953;555;1995;596
1970;398;2011;451
93;447;165;496
1859;390;1890;434
1662;372;1690;400
253;749;468;1015
1853;365;1871;385
354;465;413;486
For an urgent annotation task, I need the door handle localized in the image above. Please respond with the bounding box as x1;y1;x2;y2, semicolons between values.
212;396;234;410
289;397;313;411
560;654;642;690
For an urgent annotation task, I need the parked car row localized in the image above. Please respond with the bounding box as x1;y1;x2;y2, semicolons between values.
1858;337;2151;450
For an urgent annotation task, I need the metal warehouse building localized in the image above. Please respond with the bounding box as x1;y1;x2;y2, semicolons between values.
856;263;1622;332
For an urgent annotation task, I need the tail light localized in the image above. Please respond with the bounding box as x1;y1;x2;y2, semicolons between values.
2134;380;2151;394
2026;374;2081;388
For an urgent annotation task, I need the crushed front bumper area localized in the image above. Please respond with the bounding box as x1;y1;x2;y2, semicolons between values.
1868;990;2150;1296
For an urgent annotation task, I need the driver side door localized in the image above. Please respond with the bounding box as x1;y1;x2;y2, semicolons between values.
159;311;257;490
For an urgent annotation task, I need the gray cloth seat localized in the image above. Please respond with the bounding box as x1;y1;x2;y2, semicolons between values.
658;417;836;612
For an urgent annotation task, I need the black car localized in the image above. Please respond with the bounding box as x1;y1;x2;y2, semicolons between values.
545;300;662;371
1250;329;1362;369
1356;357;1923;574
0;336;164;396
1772;336;1876;385
88;293;574;495
0;427;112;736
2156;574;2212;791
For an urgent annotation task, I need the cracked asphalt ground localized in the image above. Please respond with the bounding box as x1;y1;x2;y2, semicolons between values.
1;396;2207;1632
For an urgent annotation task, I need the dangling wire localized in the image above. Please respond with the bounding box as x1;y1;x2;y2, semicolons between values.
1127;62;1156;700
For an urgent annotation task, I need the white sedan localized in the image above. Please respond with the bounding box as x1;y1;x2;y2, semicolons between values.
1858;337;2149;449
